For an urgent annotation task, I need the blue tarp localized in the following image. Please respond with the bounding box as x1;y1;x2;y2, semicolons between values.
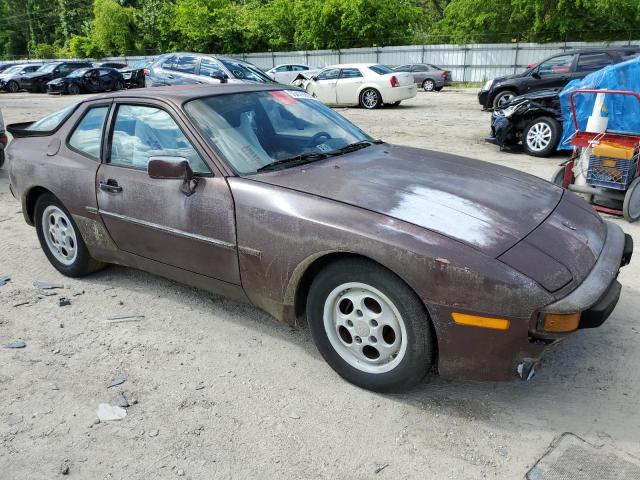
559;56;640;150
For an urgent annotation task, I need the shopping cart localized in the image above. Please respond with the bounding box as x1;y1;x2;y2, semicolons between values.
552;89;640;222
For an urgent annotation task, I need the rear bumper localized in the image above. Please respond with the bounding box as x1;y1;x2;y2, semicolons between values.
383;84;417;103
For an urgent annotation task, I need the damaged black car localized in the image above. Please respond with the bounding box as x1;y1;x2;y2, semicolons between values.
486;89;563;157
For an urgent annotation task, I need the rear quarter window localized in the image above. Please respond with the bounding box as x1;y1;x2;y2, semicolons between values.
26;103;78;132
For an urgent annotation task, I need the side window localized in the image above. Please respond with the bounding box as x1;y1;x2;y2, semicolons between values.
537;55;575;76
340;68;362;79
394;65;410;72
275;65;290;72
110;105;209;174
412;65;428;72
174;56;198;74
162;56;177;70
317;68;340;80
576;53;612;73
199;58;225;78
68;106;109;159
291;65;308;71
99;69;111;76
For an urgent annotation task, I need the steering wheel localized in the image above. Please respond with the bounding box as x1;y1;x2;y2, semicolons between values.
306;131;332;148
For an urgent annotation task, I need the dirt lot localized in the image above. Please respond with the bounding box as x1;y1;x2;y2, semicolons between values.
1;89;639;480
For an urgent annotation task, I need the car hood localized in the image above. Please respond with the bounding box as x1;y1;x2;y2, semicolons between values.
506;88;559;104
47;78;66;84
250;144;563;257
493;69;533;84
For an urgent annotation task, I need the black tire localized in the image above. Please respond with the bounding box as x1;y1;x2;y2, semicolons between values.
67;83;80;95
623;177;640;222
307;258;434;392
114;80;124;91
422;79;436;92
522;116;561;157
492;89;517;109
34;193;106;277
7;80;19;93
551;165;566;187
0;149;4;169
359;88;381;109
40;82;48;93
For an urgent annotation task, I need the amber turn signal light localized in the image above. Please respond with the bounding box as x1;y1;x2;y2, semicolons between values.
452;312;510;330
543;312;581;333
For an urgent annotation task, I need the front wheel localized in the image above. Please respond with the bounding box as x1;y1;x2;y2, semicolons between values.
492;90;517;109
422;79;435;92
67;83;80;95
623;177;640;222
307;258;434;392
522;116;561;157
34;193;106;277
7;80;19;93
114;80;124;91
359;88;381;109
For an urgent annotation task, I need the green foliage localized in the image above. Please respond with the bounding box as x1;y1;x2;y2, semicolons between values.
1;0;640;59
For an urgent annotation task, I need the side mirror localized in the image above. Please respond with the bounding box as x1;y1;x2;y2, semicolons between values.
209;72;228;83
147;156;199;196
531;70;541;79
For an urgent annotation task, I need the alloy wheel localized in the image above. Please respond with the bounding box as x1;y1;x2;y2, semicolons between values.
526;121;553;152
41;205;78;266
323;282;407;374
361;89;379;109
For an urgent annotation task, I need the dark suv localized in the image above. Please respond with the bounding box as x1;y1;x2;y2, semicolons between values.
146;53;275;87
478;47;640;109
17;61;93;93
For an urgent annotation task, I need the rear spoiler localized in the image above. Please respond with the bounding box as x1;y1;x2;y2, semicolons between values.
6;122;46;138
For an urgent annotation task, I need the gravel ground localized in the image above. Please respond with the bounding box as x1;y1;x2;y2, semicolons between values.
1;89;639;480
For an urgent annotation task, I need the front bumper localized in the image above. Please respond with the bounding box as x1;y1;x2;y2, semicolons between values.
47;83;66;94
478;90;490;108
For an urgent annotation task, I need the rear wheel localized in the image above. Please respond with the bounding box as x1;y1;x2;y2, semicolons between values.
307;258;434;392
492;89;516;109
7;80;19;93
422;79;435;92
40;82;48;93
34;193;106;277
114;80;124;91
623;177;640;222
359;88;381;109
67;83;80;95
523;116;561;157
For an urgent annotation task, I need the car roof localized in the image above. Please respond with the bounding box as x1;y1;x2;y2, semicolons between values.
157;52;253;64
83;83;296;105
322;63;378;69
553;46;639;55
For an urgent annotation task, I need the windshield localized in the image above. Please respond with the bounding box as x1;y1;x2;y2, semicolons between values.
131;59;153;68
68;68;90;78
185;90;373;174
218;59;274;83
2;65;23;75
38;63;59;73
26;103;77;131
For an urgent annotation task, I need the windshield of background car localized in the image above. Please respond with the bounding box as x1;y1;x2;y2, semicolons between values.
38;63;59;73
68;68;90;78
218;59;274;83
184;90;373;174
1;65;23;75
26;103;77;131
368;64;393;75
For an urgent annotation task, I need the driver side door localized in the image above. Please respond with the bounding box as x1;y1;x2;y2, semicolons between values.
308;68;339;104
527;54;576;93
96;100;240;283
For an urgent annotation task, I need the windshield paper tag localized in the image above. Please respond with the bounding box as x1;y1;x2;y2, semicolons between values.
285;90;316;100
269;90;297;105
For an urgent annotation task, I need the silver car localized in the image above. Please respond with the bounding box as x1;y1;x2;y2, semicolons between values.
266;64;319;84
146;52;275;87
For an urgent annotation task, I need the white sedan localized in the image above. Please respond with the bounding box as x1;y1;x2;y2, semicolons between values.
266;64;319;84
302;63;417;109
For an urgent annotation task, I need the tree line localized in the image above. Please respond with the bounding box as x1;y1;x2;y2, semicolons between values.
1;0;640;60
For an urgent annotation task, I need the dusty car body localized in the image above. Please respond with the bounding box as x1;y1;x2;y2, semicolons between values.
6;85;633;390
0;64;42;93
486;89;563;157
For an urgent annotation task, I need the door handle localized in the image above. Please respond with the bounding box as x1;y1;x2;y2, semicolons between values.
99;179;123;193
167;74;174;79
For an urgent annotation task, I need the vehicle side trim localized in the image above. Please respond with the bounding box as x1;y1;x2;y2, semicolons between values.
98;209;236;250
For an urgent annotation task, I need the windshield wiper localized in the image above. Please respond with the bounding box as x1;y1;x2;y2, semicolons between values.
326;139;383;156
256;152;329;172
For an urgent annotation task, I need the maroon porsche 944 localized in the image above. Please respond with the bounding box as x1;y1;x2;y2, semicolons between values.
6;84;633;391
